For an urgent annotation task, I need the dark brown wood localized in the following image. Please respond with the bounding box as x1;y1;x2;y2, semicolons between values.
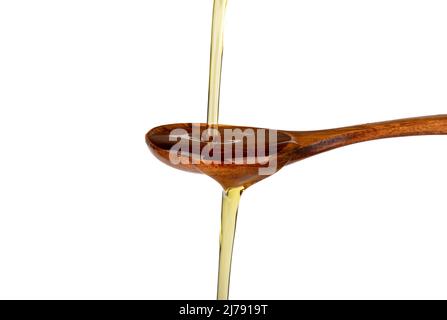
146;115;447;189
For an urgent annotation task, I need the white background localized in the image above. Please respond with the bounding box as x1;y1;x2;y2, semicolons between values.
1;0;447;299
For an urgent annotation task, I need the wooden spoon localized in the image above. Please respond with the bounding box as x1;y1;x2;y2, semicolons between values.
146;115;447;189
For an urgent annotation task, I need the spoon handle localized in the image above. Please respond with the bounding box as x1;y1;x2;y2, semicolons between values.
289;114;447;162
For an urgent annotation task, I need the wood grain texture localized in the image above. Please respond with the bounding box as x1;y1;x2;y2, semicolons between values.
146;115;447;189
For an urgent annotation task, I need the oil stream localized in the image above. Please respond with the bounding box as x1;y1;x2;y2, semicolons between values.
207;0;242;300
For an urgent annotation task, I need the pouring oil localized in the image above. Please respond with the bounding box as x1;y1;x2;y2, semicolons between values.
207;0;228;125
206;0;243;300
217;186;244;300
